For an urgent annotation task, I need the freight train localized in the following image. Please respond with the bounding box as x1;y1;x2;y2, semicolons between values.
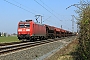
17;20;73;41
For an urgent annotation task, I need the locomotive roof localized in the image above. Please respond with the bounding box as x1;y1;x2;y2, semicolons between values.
19;20;45;26
19;20;33;22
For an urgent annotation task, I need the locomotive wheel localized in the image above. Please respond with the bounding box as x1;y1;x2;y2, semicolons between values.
44;37;48;40
39;36;42;40
32;37;37;41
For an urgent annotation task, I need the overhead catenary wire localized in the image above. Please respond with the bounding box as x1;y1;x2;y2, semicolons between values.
43;16;62;26
41;0;72;22
34;0;71;30
34;0;71;26
4;0;59;26
12;0;38;13
43;16;51;22
4;0;70;30
34;0;62;21
4;0;35;15
39;0;60;16
40;0;72;22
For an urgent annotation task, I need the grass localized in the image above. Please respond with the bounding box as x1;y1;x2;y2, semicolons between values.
57;39;79;60
46;38;79;60
0;36;20;43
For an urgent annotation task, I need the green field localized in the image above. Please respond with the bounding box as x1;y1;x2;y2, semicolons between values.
0;36;20;43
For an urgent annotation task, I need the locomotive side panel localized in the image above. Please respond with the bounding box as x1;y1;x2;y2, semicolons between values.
32;23;46;37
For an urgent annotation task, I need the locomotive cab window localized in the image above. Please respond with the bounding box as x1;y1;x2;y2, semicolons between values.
19;23;30;28
19;24;24;28
25;24;30;28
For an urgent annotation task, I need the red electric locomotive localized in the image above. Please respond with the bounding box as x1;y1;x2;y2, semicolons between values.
17;20;73;41
17;20;46;41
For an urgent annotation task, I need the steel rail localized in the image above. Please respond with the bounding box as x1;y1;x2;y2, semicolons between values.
0;37;72;55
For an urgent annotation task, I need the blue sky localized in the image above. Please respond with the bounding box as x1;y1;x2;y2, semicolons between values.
0;0;81;34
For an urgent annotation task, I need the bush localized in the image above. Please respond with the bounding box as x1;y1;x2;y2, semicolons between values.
78;4;90;60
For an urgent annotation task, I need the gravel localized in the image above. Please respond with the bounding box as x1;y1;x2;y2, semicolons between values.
0;36;76;60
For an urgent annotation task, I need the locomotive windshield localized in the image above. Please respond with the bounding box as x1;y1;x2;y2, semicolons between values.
19;24;24;28
25;24;30;28
19;23;30;28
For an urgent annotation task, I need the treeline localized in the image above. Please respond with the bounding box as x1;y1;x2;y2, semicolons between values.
0;32;8;37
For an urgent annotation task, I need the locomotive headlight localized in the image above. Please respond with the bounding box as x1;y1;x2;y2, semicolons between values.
18;29;22;31
26;29;30;31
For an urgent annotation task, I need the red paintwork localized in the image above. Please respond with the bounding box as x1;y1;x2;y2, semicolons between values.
45;24;55;30
60;29;64;32
18;20;46;37
55;28;61;32
32;22;46;36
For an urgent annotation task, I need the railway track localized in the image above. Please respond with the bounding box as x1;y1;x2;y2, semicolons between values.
0;41;27;46
0;39;61;55
0;37;73;55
